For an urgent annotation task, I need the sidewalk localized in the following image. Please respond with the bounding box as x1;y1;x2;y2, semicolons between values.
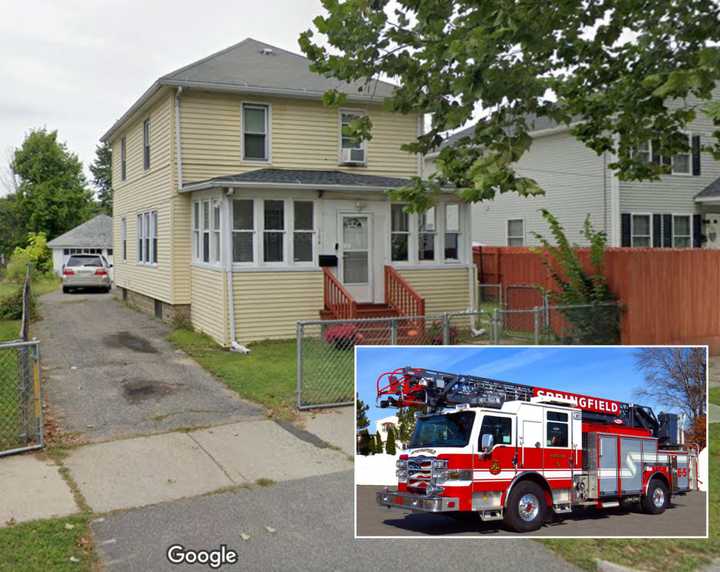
0;408;353;525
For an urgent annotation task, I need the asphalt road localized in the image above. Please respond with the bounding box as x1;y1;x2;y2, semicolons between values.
38;289;262;442
91;471;579;572
357;486;707;537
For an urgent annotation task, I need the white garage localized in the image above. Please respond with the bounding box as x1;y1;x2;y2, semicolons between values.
48;214;113;275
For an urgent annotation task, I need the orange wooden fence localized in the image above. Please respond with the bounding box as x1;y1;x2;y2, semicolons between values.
474;246;720;351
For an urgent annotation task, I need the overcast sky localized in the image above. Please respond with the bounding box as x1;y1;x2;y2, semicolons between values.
0;0;325;190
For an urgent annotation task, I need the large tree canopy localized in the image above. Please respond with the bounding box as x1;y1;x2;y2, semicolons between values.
300;0;720;210
11;129;95;240
90;141;113;214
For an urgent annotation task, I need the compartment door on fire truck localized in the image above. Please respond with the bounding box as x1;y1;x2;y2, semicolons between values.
599;435;618;496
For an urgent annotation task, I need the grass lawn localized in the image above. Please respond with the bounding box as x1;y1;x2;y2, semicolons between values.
0;515;93;572
0;274;60;299
710;388;720;407
543;424;718;571
168;328;357;414
168;330;298;414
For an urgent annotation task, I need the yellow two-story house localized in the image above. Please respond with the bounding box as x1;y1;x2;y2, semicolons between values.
102;38;476;347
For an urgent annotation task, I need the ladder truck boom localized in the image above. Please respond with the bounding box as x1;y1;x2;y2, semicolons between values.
376;366;672;443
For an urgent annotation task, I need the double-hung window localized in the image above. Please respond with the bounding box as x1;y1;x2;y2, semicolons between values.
232;200;254;263
121;217;127;262
633;140;651;164
202;201;210;263
243;104;269;161
507;219;525;246
212;202;221;264
631;214;651;247
671;133;691;175
391;204;409;262
340;111;366;164
192;202;201;260
137;210;157;264
293;201;314;263
120;137;127;181
673;214;692;248
143;119;151;170
263;200;285;263
137;214;144;262
445;204;460;261
418;208;436;261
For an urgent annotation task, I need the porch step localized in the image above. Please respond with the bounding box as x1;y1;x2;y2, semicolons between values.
319;303;400;321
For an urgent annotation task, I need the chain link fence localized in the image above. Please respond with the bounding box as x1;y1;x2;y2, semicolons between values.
0;340;43;456
296;301;621;408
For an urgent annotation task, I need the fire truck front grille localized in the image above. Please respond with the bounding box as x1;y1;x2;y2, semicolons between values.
407;456;434;493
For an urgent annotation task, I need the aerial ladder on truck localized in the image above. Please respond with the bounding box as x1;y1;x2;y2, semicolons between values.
375;367;697;532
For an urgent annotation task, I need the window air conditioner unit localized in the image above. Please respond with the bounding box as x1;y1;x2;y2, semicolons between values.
342;147;365;164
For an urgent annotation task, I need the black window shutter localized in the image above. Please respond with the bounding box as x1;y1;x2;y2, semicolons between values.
621;213;631;247
692;135;701;176
693;214;702;248
662;214;672;247
662;154;672;167
651;140;661;164
652;214;662;247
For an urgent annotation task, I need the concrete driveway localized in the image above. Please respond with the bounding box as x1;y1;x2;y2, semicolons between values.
357;486;707;537
37;289;262;442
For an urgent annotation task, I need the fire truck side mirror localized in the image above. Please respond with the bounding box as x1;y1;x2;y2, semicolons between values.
481;434;494;452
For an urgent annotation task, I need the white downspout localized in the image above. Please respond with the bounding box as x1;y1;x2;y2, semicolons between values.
174;87;183;191
224;189;249;353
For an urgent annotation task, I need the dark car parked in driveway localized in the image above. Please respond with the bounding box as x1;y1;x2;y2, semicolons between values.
62;254;112;293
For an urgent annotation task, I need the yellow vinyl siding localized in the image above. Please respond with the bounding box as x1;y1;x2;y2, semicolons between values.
233;271;324;343
180;92;419;183
397;267;473;315
171;194;192;304
112;93;178;303
191;267;228;345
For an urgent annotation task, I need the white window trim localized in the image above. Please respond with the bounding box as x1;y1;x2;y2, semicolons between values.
261;199;288;266
230;198;256;267
241;102;272;163
444;203;462;262
630;213;652;248
506;218;525;247
120;217;127;262
136;210;158;266
143;118;151;171
338;108;368;166
291;199;317;266
389;203;412;264
671;132;692;176
192;198;223;267
671;213;693;248
417;206;438;263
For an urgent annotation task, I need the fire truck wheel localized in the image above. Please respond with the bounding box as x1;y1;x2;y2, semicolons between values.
504;481;547;532
641;479;670;514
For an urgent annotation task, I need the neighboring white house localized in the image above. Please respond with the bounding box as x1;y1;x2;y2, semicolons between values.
375;415;399;443
47;214;114;275
425;88;720;249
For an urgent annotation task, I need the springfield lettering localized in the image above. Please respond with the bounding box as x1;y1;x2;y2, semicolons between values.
533;388;621;415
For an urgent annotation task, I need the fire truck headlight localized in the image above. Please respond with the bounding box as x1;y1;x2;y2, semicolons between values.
396;469;408;483
396;459;408;469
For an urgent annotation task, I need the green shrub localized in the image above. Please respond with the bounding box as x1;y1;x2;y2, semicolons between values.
0;286;34;321
5;251;32;283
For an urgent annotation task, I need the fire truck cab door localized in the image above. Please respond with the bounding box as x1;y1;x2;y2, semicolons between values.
474;413;516;478
519;419;543;470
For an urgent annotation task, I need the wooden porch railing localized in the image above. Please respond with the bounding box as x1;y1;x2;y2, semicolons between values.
384;265;425;318
323;267;358;319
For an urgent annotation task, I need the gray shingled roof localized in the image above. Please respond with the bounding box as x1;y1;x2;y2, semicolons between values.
102;38;398;142
183;168;413;192
47;215;113;248
695;176;720;200
439;114;570;151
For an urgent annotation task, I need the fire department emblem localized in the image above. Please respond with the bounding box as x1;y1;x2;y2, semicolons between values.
489;460;501;475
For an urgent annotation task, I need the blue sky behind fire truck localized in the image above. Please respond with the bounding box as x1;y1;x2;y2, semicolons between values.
356;346;676;427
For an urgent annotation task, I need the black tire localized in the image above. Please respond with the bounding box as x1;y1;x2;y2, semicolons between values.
503;481;547;532
62;286;69;294
641;478;669;514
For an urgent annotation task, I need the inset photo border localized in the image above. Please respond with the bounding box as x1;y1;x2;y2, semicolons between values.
353;345;709;539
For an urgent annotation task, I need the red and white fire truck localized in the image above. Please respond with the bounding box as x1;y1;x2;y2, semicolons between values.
375;367;698;532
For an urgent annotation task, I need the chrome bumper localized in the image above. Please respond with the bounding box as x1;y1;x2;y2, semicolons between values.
376;490;459;513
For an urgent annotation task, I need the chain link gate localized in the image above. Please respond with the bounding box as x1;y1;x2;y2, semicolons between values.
0;340;43;456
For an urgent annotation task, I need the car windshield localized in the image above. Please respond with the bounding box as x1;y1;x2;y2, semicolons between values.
409;411;475;448
67;256;104;267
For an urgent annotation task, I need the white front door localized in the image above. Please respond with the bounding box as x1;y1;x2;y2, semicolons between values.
338;213;373;302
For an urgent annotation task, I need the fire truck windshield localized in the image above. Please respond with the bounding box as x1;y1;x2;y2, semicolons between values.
409;411;475;449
